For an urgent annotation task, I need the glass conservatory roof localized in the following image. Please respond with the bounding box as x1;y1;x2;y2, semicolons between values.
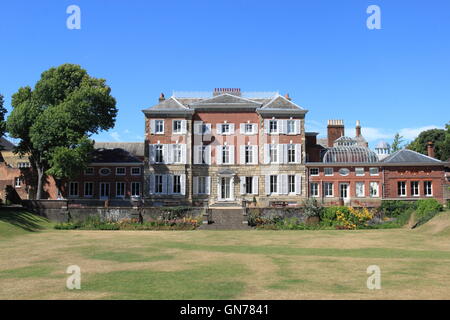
323;146;379;163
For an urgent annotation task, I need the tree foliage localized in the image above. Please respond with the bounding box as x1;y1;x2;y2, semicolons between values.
391;133;404;152
6;64;117;198
0;93;6;140
406;128;448;160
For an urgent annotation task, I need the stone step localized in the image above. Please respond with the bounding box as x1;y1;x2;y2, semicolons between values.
201;208;251;230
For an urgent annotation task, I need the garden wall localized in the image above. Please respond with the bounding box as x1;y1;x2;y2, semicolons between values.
22;200;205;223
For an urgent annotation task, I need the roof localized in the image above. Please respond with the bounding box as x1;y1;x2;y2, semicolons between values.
323;146;379;163
142;92;307;116
0;137;15;151
91;148;142;164
94;142;145;158
382;149;442;164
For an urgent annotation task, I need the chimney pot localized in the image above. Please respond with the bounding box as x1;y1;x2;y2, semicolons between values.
159;93;165;103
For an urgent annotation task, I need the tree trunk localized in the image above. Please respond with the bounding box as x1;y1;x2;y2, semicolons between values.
36;164;44;200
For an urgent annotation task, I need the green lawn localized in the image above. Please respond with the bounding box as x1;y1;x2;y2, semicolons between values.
1;207;450;299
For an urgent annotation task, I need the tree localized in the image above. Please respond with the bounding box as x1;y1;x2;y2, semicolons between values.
0;94;6;142
391;133;404;152
407;128;447;160
442;123;450;161
6;64;117;199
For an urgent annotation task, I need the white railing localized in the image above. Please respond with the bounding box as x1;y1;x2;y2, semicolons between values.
172;91;278;99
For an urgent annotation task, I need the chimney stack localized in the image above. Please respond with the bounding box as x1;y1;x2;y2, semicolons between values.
355;120;361;137
427;141;435;158
327;120;345;147
284;93;291;101
159;93;165;103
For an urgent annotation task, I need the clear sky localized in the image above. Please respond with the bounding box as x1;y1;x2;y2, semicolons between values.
1;0;449;148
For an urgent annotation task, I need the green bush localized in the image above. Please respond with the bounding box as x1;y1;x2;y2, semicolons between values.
320;206;350;226
415;199;443;226
379;200;417;217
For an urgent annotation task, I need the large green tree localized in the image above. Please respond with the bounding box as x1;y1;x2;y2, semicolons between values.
6;64;117;199
407;128;448;160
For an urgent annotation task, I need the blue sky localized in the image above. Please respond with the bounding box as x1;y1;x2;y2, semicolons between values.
1;0;449;147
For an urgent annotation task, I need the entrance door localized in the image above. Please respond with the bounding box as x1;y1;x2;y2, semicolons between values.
219;177;232;201
100;183;110;199
339;183;349;199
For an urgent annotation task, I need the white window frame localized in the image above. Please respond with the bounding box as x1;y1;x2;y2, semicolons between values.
245;145;253;164
131;167;141;176
270;175;278;194
287;144;296;163
424;181;433;196
131;182;141;197
269;144;278;163
324;168;334;176
310;182;319;197
14;177;21;188
172;175;182;194
155;120;164;134
84;182;94;198
198;176;207;195
155;175;165;194
69;182;79;197
84;167;94;175
269;120;278;134
398;181;407;197
244;123;255;135
173;144;182;164
286;120;296;135
411;181;420;197
172;120;182;134
355;167;365;176
222;146;230;164
116;182;126;198
116;167;126;176
288;175;296;194
324;182;333;197
99;168;111;176
155;145;164;163
309;168;319;176
356;182;365;197
369;167;379;176
221;123;230;135
370;182;379;198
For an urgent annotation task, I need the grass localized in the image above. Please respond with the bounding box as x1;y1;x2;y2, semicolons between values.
0;207;450;299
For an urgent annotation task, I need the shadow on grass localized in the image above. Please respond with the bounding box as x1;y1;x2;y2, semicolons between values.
0;207;49;232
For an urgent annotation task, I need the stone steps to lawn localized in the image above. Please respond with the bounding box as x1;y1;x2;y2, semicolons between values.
199;208;252;230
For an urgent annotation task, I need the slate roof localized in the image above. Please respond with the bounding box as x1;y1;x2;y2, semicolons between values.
382;149;442;164
0;137;15;151
91;148;142;164
94;142;145;158
142;92;307;115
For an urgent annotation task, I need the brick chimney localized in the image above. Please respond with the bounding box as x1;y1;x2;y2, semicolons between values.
427;141;435;158
284;93;291;101
355;120;361;137
327;120;345;147
159;93;165;103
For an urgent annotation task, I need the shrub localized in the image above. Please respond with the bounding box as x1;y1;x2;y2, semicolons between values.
320;206;350;226
380;200;417;217
302;198;323;218
335;207;374;230
415;199;443;226
54;216;201;230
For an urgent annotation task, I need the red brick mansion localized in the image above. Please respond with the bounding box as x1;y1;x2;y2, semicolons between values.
1;88;449;206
